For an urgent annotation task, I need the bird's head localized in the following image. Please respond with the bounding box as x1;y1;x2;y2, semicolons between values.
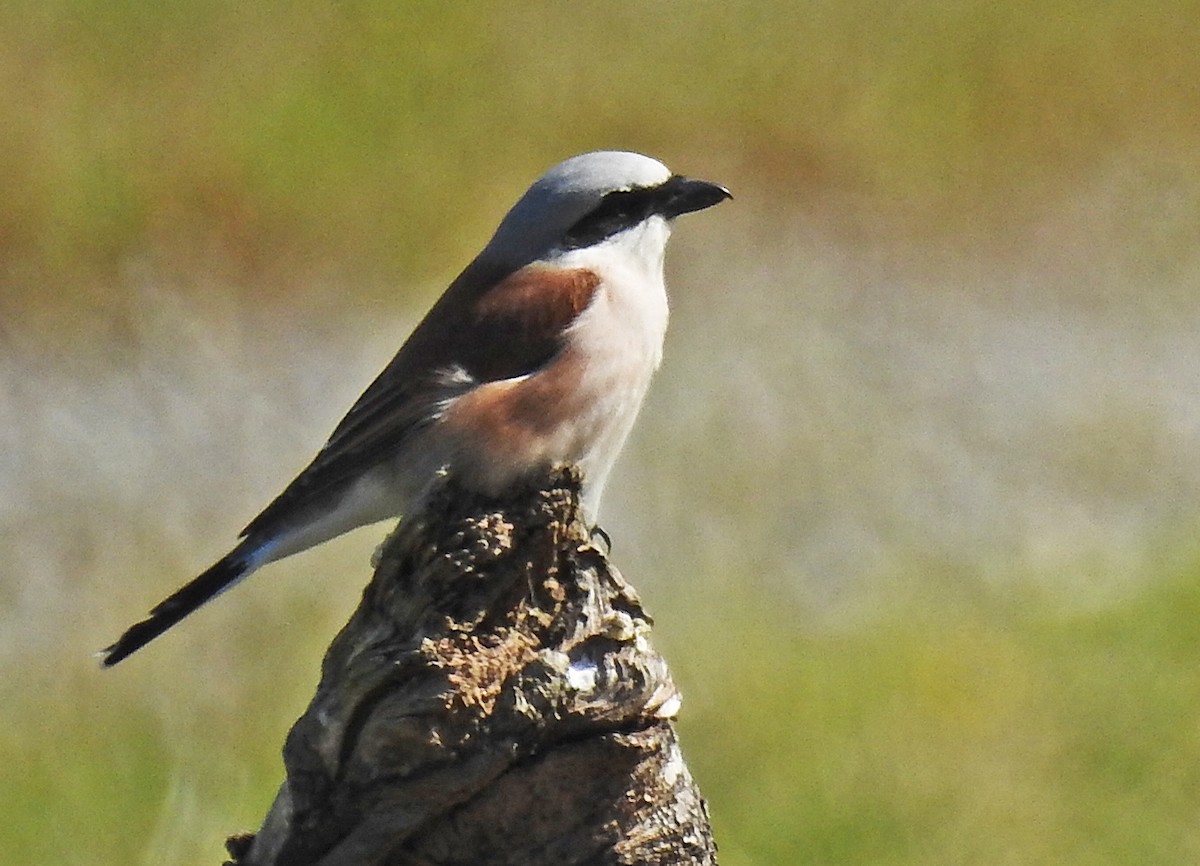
482;151;730;270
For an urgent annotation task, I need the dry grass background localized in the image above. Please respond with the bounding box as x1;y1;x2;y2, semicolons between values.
3;2;1200;863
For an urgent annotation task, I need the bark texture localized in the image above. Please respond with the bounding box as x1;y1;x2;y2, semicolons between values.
226;467;716;866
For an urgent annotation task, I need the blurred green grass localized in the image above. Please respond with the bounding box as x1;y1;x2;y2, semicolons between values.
6;548;1200;864
669;547;1200;865
5;2;1200;864
3;0;1198;295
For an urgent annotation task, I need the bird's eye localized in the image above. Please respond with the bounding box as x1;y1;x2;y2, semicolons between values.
561;186;661;250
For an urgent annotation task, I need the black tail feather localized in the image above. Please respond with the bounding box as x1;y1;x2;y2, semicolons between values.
101;551;252;667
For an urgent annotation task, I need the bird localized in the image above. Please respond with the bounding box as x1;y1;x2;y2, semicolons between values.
101;150;730;667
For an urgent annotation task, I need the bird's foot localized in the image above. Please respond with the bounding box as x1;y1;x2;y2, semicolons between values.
589;524;612;555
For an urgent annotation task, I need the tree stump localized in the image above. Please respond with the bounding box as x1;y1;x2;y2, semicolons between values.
226;466;717;866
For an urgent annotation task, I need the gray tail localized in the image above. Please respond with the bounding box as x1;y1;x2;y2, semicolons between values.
101;548;254;667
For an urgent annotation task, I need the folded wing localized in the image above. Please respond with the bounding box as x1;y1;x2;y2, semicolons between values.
240;261;602;539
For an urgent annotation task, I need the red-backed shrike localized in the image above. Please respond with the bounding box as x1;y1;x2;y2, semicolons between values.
102;150;729;666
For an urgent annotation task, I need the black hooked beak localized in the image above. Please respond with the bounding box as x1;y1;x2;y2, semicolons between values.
658;175;732;219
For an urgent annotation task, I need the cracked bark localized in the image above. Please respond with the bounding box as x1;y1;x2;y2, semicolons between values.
225;466;717;866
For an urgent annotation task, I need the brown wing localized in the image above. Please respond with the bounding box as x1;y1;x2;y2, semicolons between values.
239;260;601;539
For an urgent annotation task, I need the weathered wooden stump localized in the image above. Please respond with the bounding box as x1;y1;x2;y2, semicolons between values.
225;466;716;866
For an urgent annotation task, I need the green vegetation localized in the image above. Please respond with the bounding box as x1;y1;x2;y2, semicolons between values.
669;551;1200;864
3;1;1198;291
6;551;1200;864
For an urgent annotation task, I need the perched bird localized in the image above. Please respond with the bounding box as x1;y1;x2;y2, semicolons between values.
102;150;729;666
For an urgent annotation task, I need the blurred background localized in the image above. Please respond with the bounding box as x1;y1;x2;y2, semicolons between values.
4;1;1200;863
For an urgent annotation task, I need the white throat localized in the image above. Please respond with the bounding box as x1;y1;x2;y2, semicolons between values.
551;216;672;352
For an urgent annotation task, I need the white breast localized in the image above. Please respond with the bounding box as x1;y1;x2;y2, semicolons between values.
553;217;672;515
427;217;674;521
